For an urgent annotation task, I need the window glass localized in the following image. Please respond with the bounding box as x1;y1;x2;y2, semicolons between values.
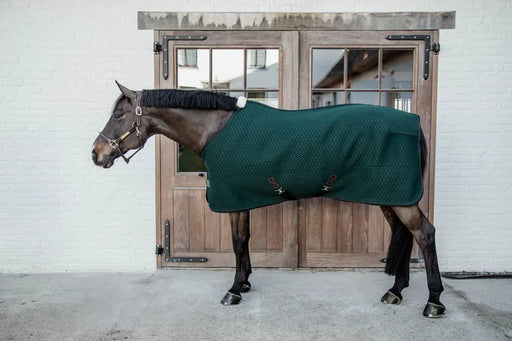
312;92;345;108
177;49;210;89
381;92;413;112
382;49;414;90
246;49;279;89
346;92;379;105
312;49;345;89
346;49;379;90
212;49;244;90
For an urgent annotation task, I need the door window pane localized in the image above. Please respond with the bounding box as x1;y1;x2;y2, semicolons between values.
246;49;279;89
247;91;279;108
382;49;414;90
212;49;244;90
381;92;413;112
312;49;345;89
178;145;207;173
312;92;345;108
177;49;210;89
346;91;378;105
347;49;378;90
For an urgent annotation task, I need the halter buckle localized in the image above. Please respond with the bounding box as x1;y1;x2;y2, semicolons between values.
135;106;142;116
108;139;119;149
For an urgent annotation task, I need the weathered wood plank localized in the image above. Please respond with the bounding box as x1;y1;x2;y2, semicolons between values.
172;189;190;252
250;207;267;252
139;12;456;31
189;190;205;252
321;198;338;252
306;198;322;252
368;205;384;253
337;201;353;253
266;204;283;252
352;203;369;253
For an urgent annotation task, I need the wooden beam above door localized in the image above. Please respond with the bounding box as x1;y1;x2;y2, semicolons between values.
138;12;455;31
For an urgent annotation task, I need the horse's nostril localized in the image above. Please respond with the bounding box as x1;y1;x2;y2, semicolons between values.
92;149;98;162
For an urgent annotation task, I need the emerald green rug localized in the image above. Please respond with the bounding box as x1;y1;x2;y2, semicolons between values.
202;101;423;213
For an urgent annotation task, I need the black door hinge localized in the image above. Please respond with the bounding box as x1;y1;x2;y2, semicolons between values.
155;244;164;255
159;35;207;79
431;42;440;54
153;41;162;54
162;219;208;263
385;35;440;80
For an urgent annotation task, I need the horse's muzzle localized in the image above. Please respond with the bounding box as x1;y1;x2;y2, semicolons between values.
92;149;115;168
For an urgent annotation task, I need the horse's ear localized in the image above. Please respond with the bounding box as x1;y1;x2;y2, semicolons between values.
115;80;135;100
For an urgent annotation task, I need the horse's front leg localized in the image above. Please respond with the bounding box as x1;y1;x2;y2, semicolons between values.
391;205;445;318
220;210;252;305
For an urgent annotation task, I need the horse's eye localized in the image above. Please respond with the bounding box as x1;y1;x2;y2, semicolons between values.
113;111;124;119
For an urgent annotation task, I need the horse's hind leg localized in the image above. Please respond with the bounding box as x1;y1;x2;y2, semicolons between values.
380;206;413;305
390;205;445;318
220;210;252;305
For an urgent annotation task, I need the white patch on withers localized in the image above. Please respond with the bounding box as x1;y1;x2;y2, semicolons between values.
236;96;247;108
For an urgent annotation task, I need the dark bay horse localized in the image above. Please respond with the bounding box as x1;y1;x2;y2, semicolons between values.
92;82;445;318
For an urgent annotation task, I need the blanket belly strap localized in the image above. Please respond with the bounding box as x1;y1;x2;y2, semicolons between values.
267;177;297;201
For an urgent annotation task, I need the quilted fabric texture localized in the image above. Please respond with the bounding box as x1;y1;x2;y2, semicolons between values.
201;101;423;213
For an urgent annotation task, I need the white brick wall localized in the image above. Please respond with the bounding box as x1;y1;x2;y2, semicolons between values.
0;0;511;272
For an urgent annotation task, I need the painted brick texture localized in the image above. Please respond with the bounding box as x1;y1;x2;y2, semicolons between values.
0;0;511;272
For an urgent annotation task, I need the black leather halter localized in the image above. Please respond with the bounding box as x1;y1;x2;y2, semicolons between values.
99;91;145;163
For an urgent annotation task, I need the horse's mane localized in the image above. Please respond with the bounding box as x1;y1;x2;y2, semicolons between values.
141;89;238;111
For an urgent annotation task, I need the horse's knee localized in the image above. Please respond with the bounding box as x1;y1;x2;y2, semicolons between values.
417;224;435;248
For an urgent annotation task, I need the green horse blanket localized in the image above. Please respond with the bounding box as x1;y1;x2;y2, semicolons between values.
201;101;423;213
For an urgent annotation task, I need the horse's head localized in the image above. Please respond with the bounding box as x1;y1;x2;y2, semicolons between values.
92;82;152;168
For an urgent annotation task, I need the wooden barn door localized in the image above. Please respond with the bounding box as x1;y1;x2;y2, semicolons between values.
297;31;437;267
155;31;299;267
154;29;437;268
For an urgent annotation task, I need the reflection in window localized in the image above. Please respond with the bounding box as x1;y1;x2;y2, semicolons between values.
212;49;245;90
246;49;279;89
248;49;266;69
312;49;345;89
382;50;414;90
347;49;379;90
347;92;379;105
177;49;210;89
247;92;279;108
312;92;344;108
382;92;413;113
178;49;198;67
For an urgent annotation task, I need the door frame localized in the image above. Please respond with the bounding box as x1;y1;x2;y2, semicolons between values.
142;12;454;268
297;30;438;267
154;30;299;268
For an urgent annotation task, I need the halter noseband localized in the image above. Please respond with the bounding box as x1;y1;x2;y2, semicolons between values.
99;91;145;164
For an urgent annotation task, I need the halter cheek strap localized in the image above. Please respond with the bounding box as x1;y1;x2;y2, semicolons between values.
98;91;145;164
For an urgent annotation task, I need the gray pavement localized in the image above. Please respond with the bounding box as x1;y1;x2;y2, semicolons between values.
1;269;511;341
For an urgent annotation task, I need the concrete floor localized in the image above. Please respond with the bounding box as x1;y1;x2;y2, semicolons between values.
1;269;511;341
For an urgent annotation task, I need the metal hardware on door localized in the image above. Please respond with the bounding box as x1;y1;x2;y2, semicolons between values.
163;219;208;263
159;35;208;80
385;35;440;80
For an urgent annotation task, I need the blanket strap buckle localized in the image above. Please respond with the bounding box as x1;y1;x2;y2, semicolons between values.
267;177;296;200
321;175;338;192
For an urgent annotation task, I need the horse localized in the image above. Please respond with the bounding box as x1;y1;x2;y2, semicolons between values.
92;82;445;318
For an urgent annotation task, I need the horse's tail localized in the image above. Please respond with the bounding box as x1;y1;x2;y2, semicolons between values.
420;128;427;177
384;128;425;275
384;217;413;275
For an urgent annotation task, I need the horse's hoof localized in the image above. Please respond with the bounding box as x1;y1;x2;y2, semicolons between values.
381;290;402;305
220;291;242;306
241;281;251;293
423;302;446;318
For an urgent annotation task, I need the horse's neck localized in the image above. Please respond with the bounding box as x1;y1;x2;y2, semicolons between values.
146;107;234;154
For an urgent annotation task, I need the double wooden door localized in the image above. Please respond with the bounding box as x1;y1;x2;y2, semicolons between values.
154;30;437;268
